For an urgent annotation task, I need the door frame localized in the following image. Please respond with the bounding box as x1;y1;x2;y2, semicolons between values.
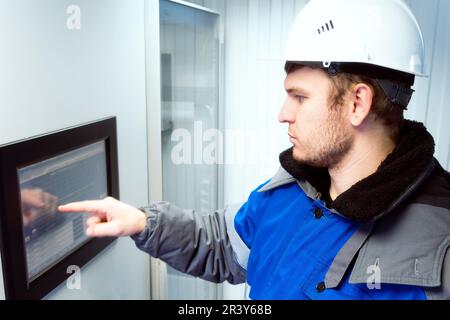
144;0;225;300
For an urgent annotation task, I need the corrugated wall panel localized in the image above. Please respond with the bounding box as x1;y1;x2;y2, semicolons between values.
405;0;439;123
423;0;450;169
223;0;309;206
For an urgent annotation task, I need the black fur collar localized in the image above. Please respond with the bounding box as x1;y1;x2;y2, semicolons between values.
279;120;435;222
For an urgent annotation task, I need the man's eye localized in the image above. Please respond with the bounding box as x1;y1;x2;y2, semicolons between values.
295;95;305;103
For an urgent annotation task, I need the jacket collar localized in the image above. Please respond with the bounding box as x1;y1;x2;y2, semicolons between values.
263;120;436;222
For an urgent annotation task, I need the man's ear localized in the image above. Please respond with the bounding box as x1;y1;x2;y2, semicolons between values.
349;83;373;127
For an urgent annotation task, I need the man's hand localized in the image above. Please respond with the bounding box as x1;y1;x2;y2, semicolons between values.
58;197;147;238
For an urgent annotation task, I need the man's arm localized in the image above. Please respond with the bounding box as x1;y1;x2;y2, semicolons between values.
131;202;248;284
58;197;249;285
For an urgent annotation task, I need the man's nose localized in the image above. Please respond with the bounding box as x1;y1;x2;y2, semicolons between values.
278;98;296;124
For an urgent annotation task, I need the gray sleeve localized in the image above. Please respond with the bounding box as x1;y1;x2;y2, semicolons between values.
130;201;249;285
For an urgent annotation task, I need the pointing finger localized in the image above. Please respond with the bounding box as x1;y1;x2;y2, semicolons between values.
58;200;108;218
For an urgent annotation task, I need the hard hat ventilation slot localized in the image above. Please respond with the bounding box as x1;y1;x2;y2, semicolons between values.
317;20;335;35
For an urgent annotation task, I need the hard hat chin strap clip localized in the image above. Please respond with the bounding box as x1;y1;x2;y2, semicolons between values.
327;63;339;76
376;79;414;110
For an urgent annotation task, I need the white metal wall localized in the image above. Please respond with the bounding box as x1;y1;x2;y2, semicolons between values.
0;0;151;300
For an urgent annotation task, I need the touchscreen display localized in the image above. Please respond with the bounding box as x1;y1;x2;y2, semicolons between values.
18;141;108;282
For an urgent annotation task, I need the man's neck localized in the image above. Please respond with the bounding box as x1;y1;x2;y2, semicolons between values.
328;135;396;201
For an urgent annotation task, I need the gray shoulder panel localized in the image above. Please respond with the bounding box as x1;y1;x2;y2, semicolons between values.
349;203;450;289
258;167;296;193
424;246;450;300
325;222;375;289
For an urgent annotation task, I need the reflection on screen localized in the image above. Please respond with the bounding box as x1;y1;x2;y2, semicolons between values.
18;141;108;282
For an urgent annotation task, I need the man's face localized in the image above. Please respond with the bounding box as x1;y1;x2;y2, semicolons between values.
279;67;354;168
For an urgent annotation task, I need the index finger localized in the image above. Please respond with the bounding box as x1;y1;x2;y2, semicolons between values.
58;200;107;218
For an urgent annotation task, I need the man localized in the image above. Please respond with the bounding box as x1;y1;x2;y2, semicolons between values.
59;0;450;299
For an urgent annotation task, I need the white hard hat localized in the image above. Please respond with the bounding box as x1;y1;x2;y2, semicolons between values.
285;0;426;108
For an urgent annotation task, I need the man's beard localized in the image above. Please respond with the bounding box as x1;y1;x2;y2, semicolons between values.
293;111;353;168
